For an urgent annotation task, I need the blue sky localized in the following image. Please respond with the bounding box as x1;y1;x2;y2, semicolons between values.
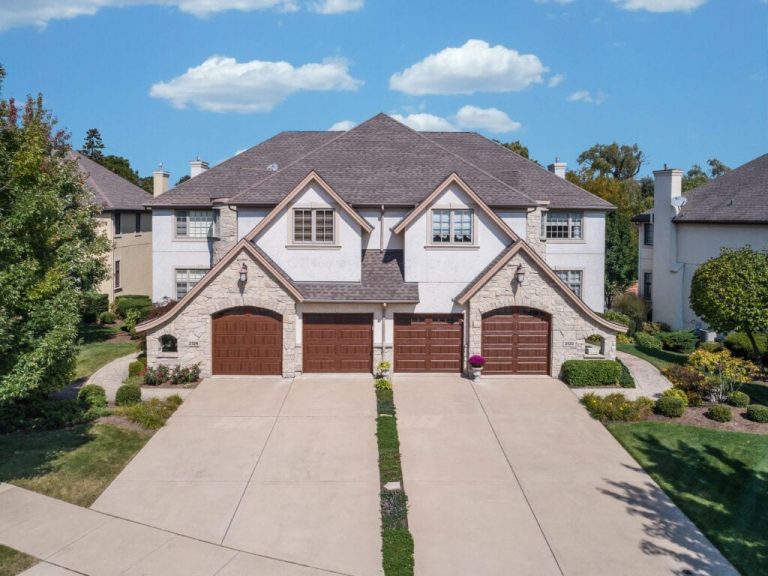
0;0;765;182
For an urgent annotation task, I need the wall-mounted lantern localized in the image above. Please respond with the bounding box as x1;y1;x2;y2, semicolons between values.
515;263;526;285
239;263;248;284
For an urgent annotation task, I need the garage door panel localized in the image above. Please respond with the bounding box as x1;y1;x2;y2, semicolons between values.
394;314;463;373
303;314;373;373
482;307;550;375
212;308;283;375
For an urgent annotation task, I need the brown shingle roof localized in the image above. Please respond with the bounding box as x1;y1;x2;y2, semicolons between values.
74;152;152;211
675;154;768;223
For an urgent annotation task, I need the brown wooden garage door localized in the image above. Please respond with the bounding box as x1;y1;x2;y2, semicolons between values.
394;314;463;372
303;313;373;372
212;307;282;375
482;307;550;375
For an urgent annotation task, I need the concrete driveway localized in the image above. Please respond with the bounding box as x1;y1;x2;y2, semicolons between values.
394;374;738;576
93;374;382;576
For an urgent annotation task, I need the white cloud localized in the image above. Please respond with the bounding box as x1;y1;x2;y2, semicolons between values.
390;113;457;132
309;0;363;14
389;39;548;96
547;73;565;87
329;120;356;130
149;56;362;113
0;0;357;31
611;0;706;12
454;105;521;133
567;90;606;104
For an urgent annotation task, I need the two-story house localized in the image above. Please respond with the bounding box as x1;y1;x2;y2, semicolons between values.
138;114;624;377
76;152;153;301
633;154;768;331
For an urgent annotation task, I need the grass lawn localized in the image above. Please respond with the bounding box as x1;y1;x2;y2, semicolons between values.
618;342;688;372
73;322;137;381
0;423;150;507
0;545;37;576
609;421;768;575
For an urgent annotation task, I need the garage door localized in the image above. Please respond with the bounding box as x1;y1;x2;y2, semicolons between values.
212;307;282;375
394;314;463;372
482;307;550;374
303;313;373;373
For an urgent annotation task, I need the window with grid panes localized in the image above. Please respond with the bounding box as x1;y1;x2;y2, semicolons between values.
175;210;214;238
555;270;582;298
431;209;473;244
293;208;335;243
175;269;207;299
544;212;583;240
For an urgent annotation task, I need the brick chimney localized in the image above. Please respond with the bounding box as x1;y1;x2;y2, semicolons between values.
190;158;209;178
153;165;169;197
547;157;567;179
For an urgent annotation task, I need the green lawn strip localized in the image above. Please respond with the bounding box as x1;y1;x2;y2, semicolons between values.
0;423;150;507
74;341;138;381
375;386;414;576
617;342;688;372
608;421;768;576
0;545;37;576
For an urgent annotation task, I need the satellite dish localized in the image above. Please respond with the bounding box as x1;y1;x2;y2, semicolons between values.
267;162;279;172
671;195;688;215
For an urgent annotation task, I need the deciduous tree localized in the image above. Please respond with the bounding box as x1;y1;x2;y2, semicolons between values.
577;143;645;180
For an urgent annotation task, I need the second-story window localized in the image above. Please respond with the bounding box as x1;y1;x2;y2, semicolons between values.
643;223;653;246
431;209;473;244
175;209;215;238
544;211;583;240
293;208;335;243
114;212;122;235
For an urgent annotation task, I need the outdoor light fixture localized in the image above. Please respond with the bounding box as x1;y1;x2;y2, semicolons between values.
515;263;526;285
239;263;248;283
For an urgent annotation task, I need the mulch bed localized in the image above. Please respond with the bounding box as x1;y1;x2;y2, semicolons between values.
650;406;768;435
140;380;200;390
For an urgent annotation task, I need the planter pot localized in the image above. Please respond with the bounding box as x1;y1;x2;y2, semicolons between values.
470;366;484;382
585;344;600;355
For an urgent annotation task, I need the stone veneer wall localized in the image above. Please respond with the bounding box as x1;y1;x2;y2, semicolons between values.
468;249;617;377
146;249;298;378
211;202;238;265
525;206;547;258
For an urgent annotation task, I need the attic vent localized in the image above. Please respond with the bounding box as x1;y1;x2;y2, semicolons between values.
727;199;734;206
267;162;279;172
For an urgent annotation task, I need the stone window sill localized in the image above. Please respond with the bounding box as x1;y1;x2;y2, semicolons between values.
157;352;179;359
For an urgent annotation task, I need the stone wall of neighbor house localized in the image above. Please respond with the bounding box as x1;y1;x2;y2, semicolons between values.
468;250;617;377
146;249;298;378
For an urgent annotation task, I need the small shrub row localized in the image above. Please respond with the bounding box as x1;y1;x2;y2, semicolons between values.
705;404;732;423
143;363;200;386
618;359;635;389
746;404;768;423
116;395;183;430
655;396;685;418
562;360;623;387
580;393;654;422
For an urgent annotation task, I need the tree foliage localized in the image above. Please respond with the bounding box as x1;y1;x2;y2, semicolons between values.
577;143;645;180
0;67;109;403
682;158;731;192
81;128;104;161
80;128;153;193
690;247;768;357
499;140;530;160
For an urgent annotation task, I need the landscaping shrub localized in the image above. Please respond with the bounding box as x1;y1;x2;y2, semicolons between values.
143;364;170;385
0;398;97;433
116;395;183;430
724;331;768;362
688;348;758;384
727;391;750;408
77;384;107;410
115;384;142;406
124;309;142;339
375;378;392;391
128;359;146;378
80;291;109;323
113;295;153;320
642;321;669;335
611;293;649;333
99;311;116;324
654;396;685;417
580;393;653;422
618;359;635;388
601;310;633;333
705;404;732;423
170;364;201;385
661;388;689;406
698;341;724;353
635;331;662;351
658;330;697;354
745;404;768;423
617;333;634;345
663;365;709;406
562;360;622;387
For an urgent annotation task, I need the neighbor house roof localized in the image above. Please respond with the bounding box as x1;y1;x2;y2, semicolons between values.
674;154;768;224
632;210;652;223
147;114;614;212
75;152;152;211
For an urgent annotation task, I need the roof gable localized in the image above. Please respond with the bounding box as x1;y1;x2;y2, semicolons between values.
74;152;152;211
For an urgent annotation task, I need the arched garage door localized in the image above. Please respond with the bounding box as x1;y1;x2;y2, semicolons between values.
212;307;282;375
481;307;550;375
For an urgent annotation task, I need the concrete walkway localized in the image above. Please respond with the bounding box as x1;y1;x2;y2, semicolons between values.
570;350;673;400
91;374;382;576
0;483;343;576
394;374;737;576
86;352;194;402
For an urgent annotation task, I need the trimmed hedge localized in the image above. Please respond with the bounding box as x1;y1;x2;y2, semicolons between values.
727;391;750;408
706;404;732;423
114;295;153;320
116;384;142;406
657;330;697;354
99;311;116;324
618;359;635;388
562;360;623;387
635;331;662;351
77;384;107;410
655;396;685;417
128;359;146;378
661;388;689;406
745;405;768;423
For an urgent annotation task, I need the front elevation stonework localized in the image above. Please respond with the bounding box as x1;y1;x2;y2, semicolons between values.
146;250;298;378
468;250;616;377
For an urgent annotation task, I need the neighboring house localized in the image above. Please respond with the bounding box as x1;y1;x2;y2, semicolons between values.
633;154;768;331
138;114;624;378
76;153;153;301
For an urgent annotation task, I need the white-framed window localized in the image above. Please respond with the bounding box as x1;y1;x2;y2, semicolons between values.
175;268;207;299
175;209;216;238
114;260;121;289
643;272;652;300
114;212;122;236
544;211;583;240
555;270;582;298
293;208;335;243
431;209;473;244
643;223;653;246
